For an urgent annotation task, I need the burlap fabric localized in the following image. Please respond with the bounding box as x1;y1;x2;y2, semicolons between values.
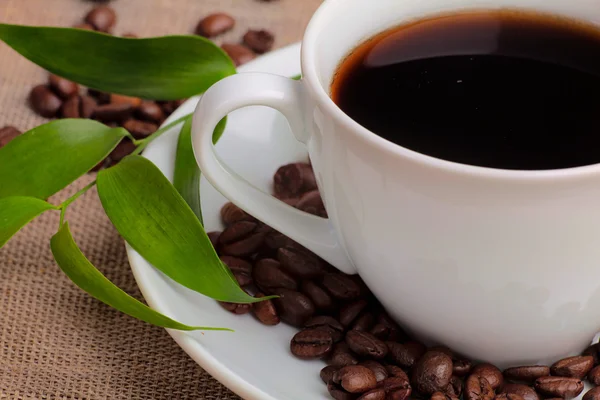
0;0;322;398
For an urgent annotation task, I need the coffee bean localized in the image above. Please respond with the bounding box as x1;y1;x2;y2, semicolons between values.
252;292;279;326
352;312;375;332
500;383;540;400
386;366;409;380
272;288;315;327
73;23;95;30
322;365;341;384
93;103;134;123
360;361;388;383
387;341;426;369
472;363;504;390
584;387;600;400
81;95;97;118
357;389;385;400
338;299;368;327
328;342;359;367
207;231;221;248
135;101;164;123
432;391;458;400
494;394;524;400
453;357;473;377
220;256;252;287
335;365;378;393
551;356;594;379
221;43;256;67
253;258;298;292
346;330;388;359
48;74;79;99
296;190;325;214
158;99;186;115
290;329;333;359
0;126;21;148
583;344;600;366
300;280;336;312
589;365;600;385
388;388;412;400
412;351;454;395
219;301;252;315
327;382;356;400
274;163;316;198
503;366;550;384
220;202;255;225
277;246;325;279
196;13;235;37
220;221;259;244
243;29;274;54
446;375;463;398
465;375;495;400
88;88;111;105
322;273;361;300
429;346;454;358
219;226;266;257
378;376;411;393
29;85;62;118
534;376;584;399
123;119;158;139
85;6;116;32
110;94;142;108
370;312;407;342
304;316;344;343
109;139;136;163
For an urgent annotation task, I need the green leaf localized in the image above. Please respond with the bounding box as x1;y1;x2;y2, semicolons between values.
0;24;236;100
96;155;261;303
173;116;227;224
0;119;127;199
50;222;229;331
291;74;302;80
0;197;56;248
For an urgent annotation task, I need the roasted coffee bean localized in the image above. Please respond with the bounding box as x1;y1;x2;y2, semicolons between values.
274;162;317;198
93;103;133;123
87;88;111;105
135;101;165;123
260;230;290;258
500;383;540;400
432;391;458;400
322;273;361;300
328;342;359;367
305;316;344;343
503;366;550;384
472;363;504;391
220;256;252;287
221;43;256;67
584;387;600;400
48;74;79;99
360;361;388;383
300;280;336;312
196;13;235;37
85;6;116;32
387;341;426;369
290;329;333;359
277;246;325;279
338;299;368;327
219;301;252;315
589;365;600;385
122;119;158;139
29;85;62;118
253;258;298;292
158;99;186;115
219;225;266;257
494;394;524;400
335;365;378;393
534;376;584;399
73;23;95;30
346;330;388;359
551;356;594;379
388;389;412;400
429;346;454;358
207;231;221;248
370;312;407;342
110;94;142;107
352;312;375;332
446;375;463;398
252;292;279;326
220;202;255;225
378;376;411;393
583;344;600;366
465;375;495;400
243;29;274;54
453;357;473;377
61;95;97;119
272;288;315;327
296;190;324;210
109;139;136;162
358;389;385;400
322;365;341;384
411;351;454;395
386;366;409;380
328;382;356;400
0;126;21;148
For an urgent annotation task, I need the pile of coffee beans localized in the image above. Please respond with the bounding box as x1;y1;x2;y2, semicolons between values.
209;161;600;400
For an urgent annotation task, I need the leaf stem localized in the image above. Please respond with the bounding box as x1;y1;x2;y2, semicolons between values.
133;113;192;155
58;180;96;227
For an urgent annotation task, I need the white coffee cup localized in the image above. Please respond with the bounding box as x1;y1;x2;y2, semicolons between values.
192;0;600;367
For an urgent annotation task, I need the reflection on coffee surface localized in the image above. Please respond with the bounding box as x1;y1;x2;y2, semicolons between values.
331;11;600;170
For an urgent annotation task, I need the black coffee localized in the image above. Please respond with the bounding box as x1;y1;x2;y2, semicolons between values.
331;11;600;170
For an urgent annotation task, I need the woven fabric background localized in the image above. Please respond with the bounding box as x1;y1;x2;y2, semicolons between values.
0;0;322;398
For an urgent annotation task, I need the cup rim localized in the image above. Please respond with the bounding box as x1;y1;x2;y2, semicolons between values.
300;0;600;183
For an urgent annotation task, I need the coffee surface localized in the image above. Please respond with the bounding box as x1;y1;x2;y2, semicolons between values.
331;11;600;170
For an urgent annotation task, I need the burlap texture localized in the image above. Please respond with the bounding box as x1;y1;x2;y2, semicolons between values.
0;0;321;398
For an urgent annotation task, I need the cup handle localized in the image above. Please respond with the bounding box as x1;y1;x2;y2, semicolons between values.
191;72;356;275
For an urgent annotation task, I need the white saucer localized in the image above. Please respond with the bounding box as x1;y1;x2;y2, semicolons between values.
128;43;331;400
